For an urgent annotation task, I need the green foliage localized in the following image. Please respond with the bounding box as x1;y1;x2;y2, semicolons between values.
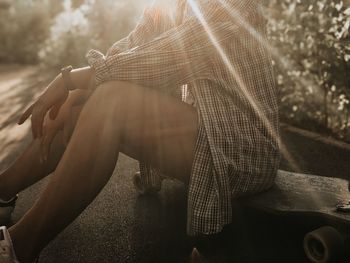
0;0;144;66
0;1;51;63
267;0;350;141
39;0;144;69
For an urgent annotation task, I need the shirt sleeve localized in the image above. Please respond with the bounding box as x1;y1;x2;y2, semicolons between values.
86;0;252;89
105;2;173;57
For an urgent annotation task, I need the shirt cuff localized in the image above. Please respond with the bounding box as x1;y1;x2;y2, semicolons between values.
86;49;111;87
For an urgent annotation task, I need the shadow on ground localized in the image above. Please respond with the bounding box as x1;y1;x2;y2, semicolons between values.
0;65;52;169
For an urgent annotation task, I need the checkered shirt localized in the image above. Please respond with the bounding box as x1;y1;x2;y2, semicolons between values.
86;0;280;236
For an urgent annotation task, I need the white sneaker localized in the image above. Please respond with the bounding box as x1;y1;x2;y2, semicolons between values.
0;226;19;263
0;196;18;225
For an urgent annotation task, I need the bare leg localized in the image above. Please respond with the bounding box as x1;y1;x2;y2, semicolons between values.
0;136;64;201
9;81;199;263
0;108;82;200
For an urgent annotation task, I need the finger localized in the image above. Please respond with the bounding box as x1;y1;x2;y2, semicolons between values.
41;129;57;162
37;112;46;139
63;119;73;146
49;98;66;120
31;109;40;139
18;104;34;125
49;104;61;120
50;90;69;120
32;107;46;139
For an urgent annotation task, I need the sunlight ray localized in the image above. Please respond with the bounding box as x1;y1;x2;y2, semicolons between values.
187;0;301;172
217;0;318;102
215;0;309;173
185;1;324;207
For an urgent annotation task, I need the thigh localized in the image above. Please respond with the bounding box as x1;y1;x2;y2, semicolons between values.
115;83;199;184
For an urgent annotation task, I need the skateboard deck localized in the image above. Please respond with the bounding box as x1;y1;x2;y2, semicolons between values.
239;170;350;224
236;170;350;263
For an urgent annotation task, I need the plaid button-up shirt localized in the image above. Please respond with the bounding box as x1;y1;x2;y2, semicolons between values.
87;0;280;236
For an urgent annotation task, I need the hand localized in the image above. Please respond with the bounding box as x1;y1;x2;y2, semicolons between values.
40;102;73;162
18;74;69;139
40;89;92;162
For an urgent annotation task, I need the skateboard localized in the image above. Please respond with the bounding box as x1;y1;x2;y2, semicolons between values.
237;170;350;263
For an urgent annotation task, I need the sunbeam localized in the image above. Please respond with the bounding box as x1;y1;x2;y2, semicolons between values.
187;0;324;205
187;0;301;173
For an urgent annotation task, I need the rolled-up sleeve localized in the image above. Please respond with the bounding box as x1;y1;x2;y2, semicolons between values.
87;19;239;88
87;0;254;89
104;3;171;57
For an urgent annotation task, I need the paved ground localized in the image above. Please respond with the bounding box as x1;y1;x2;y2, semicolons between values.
1;66;349;263
13;156;190;263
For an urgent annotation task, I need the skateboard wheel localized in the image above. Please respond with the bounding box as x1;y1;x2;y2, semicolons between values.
303;226;344;263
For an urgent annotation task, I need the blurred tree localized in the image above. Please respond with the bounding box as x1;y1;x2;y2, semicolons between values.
267;0;350;140
46;0;64;16
0;0;10;10
39;0;143;68
0;1;51;63
71;0;85;9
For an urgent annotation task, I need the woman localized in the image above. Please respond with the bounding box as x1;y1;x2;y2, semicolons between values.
0;0;280;262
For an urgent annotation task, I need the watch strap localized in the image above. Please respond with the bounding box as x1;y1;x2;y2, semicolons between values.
61;66;76;91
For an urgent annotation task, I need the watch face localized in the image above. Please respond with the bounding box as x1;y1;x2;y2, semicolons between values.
63;66;73;72
61;66;75;90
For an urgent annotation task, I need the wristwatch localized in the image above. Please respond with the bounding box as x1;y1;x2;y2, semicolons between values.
61;65;77;91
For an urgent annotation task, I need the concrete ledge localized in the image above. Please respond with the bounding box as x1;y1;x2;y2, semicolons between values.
280;123;350;181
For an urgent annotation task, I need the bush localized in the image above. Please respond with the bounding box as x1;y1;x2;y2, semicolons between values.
266;0;350;141
0;0;146;66
0;1;51;63
39;0;145;69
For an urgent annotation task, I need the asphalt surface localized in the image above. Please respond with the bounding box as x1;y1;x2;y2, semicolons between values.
12;154;190;263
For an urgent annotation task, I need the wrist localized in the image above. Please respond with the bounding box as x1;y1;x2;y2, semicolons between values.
71;67;95;90
61;66;76;91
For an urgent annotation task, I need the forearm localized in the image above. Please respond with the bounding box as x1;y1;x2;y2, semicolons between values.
59;67;94;108
87;20;238;89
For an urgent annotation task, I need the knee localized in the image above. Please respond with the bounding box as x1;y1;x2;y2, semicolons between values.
92;80;127;100
80;81;130;119
90;81;132;104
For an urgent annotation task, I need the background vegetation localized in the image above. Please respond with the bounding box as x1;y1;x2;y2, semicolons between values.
0;0;147;65
267;0;350;142
0;0;349;141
